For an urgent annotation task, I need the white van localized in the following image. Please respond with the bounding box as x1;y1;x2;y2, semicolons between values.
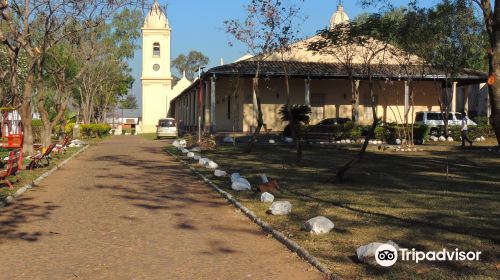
156;118;178;139
415;111;476;135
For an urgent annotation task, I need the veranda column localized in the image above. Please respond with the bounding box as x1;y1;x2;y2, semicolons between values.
175;100;178;120
404;81;410;117
211;75;217;133
253;79;258;129
188;91;192;127
452;81;458;112
191;91;195;126
184;96;188;126
182;95;186;126
193;90;197;125
193;88;200;127
463;85;470;113
204;81;210;128
305;77;311;106
180;98;183;123
187;93;191;127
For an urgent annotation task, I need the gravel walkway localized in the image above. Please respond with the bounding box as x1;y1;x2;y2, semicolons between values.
0;136;323;280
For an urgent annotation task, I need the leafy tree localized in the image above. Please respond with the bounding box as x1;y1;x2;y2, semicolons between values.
310;13;395;180
0;0;143;154
225;0;304;156
359;3;487;140
74;8;141;125
362;0;499;145
120;94;138;109
172;51;209;81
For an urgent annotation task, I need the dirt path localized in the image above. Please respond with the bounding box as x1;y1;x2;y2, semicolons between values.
0;136;323;280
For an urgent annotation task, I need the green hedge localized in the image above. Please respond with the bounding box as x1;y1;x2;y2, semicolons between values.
306;121;363;140
53;122;76;135
379;123;430;143
32;119;43;127
449;125;494;140
81;123;111;138
307;121;430;144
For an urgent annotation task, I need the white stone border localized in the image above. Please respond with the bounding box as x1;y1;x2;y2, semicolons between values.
167;149;341;280
0;145;90;209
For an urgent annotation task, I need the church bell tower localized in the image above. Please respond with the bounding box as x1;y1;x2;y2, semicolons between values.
141;1;172;133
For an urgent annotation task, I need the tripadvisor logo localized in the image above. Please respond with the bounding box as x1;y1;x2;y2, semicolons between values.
374;243;481;267
375;244;398;267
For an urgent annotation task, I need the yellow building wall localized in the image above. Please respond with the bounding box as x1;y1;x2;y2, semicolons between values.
141;27;172;133
192;77;460;133
142;82;169;133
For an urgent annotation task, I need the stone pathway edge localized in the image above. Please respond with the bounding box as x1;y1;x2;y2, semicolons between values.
0;145;90;209
166;150;342;280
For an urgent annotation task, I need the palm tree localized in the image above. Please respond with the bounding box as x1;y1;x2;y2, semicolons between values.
279;104;311;137
279;104;311;165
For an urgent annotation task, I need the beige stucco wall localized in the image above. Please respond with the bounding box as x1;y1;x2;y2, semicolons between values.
172;76;483;133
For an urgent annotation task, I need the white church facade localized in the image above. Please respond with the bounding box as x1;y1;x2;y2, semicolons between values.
141;1;191;133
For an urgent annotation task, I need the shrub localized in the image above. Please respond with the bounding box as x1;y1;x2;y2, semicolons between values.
32;119;43;127
97;124;111;136
371;123;430;144
472;116;489;126
349;126;362;139
374;126;387;140
306;121;429;143
413;124;430;141
306;121;364;140
65;123;75;135
80;124;91;137
80;123;111;138
450;124;494;140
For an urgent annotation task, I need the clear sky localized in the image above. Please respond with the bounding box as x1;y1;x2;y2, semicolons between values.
130;0;440;105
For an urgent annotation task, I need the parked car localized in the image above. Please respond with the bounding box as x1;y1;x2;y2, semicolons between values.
414;111;476;135
156;118;178;139
315;118;352;126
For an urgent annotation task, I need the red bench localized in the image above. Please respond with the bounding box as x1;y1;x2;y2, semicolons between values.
54;136;71;155
0;150;21;190
27;143;56;170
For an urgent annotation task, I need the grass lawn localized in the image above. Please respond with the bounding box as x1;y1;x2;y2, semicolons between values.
167;140;500;280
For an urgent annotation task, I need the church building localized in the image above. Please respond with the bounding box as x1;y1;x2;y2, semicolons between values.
170;3;489;134
141;1;191;133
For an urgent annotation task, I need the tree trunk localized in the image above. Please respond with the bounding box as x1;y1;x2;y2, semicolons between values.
337;78;377;181
282;63;302;165
21;69;35;156
489;23;500;145
351;79;360;123
245;74;264;153
477;0;499;145
443;86;451;138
